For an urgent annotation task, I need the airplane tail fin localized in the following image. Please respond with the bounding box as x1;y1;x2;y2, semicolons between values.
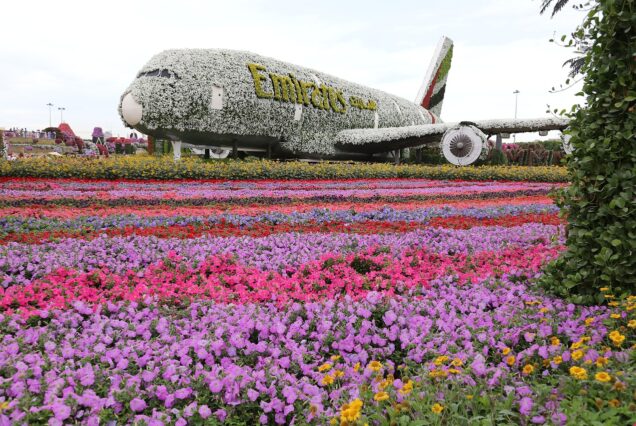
415;36;453;118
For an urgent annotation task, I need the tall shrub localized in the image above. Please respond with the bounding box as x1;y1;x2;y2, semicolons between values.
541;0;636;303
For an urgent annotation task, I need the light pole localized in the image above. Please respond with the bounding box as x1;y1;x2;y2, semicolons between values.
58;107;66;123
46;103;54;127
513;90;520;143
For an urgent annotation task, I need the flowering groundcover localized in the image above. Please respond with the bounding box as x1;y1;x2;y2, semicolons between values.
0;178;634;425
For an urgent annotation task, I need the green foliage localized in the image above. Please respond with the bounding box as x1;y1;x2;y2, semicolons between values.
487;149;508;166
541;0;636;303
0;156;569;182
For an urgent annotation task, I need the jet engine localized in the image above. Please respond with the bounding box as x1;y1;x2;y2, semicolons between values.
208;148;230;159
440;124;488;166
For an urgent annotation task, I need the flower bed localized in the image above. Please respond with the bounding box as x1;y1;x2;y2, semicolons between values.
0;156;569;181
0;177;633;425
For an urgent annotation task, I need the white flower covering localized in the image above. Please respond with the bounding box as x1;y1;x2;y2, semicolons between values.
119;49;435;156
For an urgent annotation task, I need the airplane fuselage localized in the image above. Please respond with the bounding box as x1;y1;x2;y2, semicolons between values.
120;49;439;159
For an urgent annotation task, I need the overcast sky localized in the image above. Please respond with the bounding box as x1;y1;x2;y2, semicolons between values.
1;0;585;141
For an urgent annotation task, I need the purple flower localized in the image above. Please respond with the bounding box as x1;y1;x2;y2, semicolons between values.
198;405;212;419
130;398;146;413
551;412;567;425
51;403;71;421
519;397;533;416
174;388;192;399
215;409;227;422
209;380;223;393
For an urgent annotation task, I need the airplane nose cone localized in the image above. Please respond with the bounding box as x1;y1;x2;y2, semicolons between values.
121;93;143;126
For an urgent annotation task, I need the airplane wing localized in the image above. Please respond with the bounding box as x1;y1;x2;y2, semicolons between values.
334;117;568;154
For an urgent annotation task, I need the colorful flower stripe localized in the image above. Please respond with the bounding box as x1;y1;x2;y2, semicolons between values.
0;244;562;317
0;178;559;202
0;195;555;219
0;213;562;245
0;224;563;288
0;204;559;234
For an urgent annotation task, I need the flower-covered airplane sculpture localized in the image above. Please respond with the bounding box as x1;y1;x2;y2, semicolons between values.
120;37;567;165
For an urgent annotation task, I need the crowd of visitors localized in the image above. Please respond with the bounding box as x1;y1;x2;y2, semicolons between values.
3;128;56;140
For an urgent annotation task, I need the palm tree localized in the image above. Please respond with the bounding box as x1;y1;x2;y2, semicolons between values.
540;0;588;77
540;0;570;17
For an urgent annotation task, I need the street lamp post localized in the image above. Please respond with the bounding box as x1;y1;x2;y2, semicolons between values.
46;103;54;127
58;107;66;123
513;90;520;143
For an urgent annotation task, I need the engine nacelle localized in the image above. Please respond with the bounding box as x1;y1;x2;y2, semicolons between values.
440;124;488;166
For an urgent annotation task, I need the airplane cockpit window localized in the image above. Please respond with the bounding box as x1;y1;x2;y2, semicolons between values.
137;69;179;79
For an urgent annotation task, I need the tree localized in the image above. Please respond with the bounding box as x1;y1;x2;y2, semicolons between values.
540;0;636;304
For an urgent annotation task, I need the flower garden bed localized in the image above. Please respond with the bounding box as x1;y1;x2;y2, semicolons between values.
0;177;633;425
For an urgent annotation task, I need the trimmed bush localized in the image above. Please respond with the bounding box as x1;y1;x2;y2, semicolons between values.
0;156;568;182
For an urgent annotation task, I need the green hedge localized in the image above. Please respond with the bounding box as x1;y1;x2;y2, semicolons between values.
0;156;569;182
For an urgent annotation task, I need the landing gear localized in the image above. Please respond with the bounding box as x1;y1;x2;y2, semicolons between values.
171;141;182;161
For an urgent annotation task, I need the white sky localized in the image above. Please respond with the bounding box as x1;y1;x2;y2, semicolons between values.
0;0;585;141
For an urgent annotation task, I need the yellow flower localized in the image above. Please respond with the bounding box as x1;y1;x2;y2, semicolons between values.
600;287;609;292
552;355;563;365
353;362;361;373
571;350;584;361
318;363;332;372
604;294;615;299
466;394;474;400
608;302;619;307
349;399;363;410
539;307;550;313
569;366;588;380
628;320;636;328
550;337;561;346
373;391;390;402
321;375;334;386
522;364;535;375
451;357;463;367
506;355;516;366
330;418;338;426
610;313;621;319
399;380;413;395
570;340;583;350
502;347;511;356
595;357;608;367
448;368;461;374
333;370;344;379
609;331;625;346
595;372;612;383
330;355;341;362
431;403;444;414
428;369;449;379
378;379;390;390
0;401;8;412
340;399;363;423
434;355;449;366
608;399;620;408
584;317;595;326
367;361;382;372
